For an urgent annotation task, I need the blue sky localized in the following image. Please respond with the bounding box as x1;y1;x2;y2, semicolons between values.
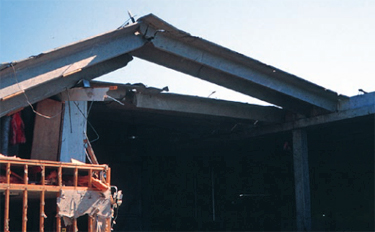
1;0;374;104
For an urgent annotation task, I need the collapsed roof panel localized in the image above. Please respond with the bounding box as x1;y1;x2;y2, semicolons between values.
90;81;286;123
134;92;285;123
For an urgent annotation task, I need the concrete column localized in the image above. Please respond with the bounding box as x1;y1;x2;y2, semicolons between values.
60;101;87;162
1;116;11;156
293;129;311;231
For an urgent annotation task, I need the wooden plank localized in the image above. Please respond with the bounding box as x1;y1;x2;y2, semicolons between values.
88;216;94;232
88;169;92;187
106;218;111;232
23;165;28;184
74;167;78;188
4;188;10;232
3;162;11;232
58;166;62;186
22;189;28;232
105;167;111;232
22;165;28;232
293;129;311;231
59;101;87;162
40;190;45;232
6;162;10;184
84;139;99;164
41;165;45;186
0;159;108;170
106;167;111;186
30;99;63;161
56;191;61;232
0;184;93;192
73;219;78;232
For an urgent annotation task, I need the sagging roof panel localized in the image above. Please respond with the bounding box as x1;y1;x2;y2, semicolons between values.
89;80;286;123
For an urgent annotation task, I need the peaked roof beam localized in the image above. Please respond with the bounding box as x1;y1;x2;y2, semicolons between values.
132;14;343;115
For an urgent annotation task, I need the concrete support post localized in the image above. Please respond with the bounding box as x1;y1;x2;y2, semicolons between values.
59;101;87;162
1;116;11;156
293;129;311;231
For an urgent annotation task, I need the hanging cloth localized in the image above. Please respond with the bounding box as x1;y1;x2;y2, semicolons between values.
10;111;26;145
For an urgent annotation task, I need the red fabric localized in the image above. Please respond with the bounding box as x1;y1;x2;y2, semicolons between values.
10;112;26;145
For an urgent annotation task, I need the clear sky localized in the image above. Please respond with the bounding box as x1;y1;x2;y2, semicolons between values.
1;0;374;105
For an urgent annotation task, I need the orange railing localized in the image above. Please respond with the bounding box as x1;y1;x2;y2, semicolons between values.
0;157;111;232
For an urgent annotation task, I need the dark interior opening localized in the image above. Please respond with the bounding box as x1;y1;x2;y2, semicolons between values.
87;103;374;231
